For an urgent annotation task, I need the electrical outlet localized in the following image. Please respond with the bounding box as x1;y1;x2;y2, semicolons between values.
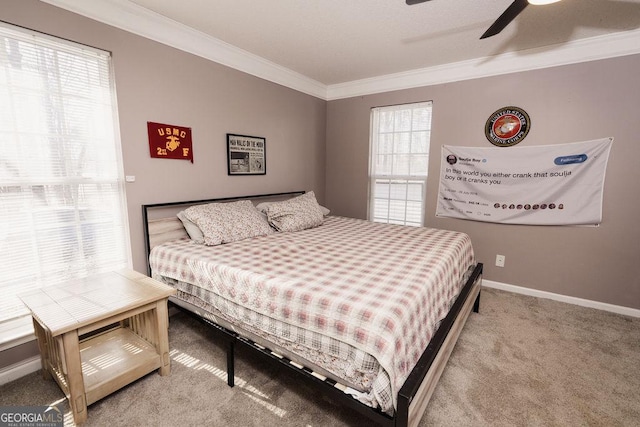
495;254;506;267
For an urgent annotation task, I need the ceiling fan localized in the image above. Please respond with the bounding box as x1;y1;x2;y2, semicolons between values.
406;0;562;39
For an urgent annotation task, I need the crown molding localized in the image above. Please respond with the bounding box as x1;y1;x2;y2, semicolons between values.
39;0;328;99
326;28;640;100
41;0;640;102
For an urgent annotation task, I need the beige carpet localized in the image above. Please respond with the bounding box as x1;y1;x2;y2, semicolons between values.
2;287;639;426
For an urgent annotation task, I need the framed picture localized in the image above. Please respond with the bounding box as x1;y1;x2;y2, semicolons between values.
226;133;266;175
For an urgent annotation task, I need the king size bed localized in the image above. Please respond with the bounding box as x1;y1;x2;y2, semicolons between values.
142;190;482;427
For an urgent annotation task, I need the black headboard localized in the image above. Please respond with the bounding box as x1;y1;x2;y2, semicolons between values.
141;191;306;276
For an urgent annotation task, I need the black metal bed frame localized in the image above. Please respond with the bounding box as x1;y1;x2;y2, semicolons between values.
142;191;483;426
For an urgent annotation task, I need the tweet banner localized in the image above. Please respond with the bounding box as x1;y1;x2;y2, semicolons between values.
436;138;613;225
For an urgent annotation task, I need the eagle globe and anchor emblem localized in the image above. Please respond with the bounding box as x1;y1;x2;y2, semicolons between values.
485;106;531;147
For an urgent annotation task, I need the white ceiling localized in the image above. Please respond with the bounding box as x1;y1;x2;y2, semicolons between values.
43;0;640;99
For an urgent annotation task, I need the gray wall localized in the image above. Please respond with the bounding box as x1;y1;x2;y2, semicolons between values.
327;55;640;310
3;0;327;276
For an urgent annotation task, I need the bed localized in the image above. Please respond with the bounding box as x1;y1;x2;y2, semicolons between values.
142;191;482;427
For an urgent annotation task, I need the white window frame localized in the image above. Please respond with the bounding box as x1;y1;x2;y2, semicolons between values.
0;23;131;346
368;101;433;227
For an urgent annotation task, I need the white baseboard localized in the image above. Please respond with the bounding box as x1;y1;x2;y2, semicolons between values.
482;279;640;318
0;356;41;386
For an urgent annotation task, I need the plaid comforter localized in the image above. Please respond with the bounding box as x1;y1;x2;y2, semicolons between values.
150;216;475;412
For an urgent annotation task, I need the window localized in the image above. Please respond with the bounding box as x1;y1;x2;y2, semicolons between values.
0;23;131;340
368;102;432;227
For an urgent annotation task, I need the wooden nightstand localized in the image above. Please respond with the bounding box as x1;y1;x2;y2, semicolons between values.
19;269;176;424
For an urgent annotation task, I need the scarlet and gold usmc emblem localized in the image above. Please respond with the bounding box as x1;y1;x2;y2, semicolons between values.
165;133;181;152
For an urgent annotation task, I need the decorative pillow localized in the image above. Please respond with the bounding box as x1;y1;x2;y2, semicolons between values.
256;201;330;216
177;210;205;244
183;200;273;246
263;191;324;232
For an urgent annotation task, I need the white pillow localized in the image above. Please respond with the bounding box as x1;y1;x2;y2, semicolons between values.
183;200;273;245
177;210;204;243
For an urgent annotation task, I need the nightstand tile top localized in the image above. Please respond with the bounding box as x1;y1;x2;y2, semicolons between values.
19;269;175;336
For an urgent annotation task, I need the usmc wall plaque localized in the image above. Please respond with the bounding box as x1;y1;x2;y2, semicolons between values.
485;106;530;147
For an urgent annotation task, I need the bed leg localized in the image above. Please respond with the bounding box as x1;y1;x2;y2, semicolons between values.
227;339;235;387
473;292;480;313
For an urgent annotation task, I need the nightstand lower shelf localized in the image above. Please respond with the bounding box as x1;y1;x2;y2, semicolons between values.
80;327;163;405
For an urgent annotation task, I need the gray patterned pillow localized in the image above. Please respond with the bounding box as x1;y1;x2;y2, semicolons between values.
256;201;330;216
183;200;273;245
264;191;324;232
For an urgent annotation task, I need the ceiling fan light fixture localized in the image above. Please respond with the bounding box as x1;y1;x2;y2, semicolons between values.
527;0;561;5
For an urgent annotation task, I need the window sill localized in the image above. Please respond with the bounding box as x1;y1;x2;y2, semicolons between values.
0;316;36;351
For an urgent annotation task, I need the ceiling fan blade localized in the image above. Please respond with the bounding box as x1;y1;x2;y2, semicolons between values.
480;0;529;39
406;0;431;5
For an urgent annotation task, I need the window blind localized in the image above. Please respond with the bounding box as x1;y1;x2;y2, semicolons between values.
0;23;131;328
368;102;432;226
